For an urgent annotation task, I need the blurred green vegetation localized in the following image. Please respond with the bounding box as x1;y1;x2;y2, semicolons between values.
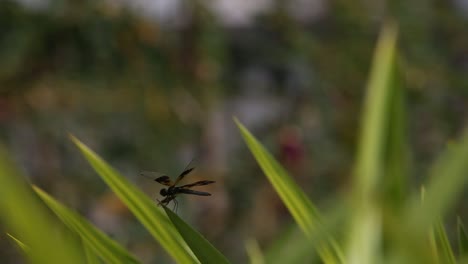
0;0;467;263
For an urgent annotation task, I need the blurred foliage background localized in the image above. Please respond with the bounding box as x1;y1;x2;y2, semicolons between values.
0;0;467;263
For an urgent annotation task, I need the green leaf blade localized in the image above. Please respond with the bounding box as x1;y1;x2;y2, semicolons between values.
7;233;30;253
0;144;84;264
235;119;318;233
245;238;265;264
406;131;468;235
163;206;230;264
83;241;102;264
33;186;140;264
70;134;198;264
345;22;398;264
235;118;343;263
433;221;456;264
459;218;468;257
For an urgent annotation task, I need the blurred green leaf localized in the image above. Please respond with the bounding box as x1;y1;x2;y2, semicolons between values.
460;256;468;264
354;22;398;195
264;225;316;264
245;238;264;264
83;241;101;264
383;55;408;208
345;22;398;264
265;200;348;264
163;206;230;264
395;131;468;263
7;233;30;253
433;220;456;264
458;218;468;257
0;144;84;264
405;130;468;236
235;118;343;263
33;186;140;264
70;134;198;264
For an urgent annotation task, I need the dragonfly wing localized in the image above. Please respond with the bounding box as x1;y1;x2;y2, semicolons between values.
179;180;215;188
140;171;173;186
154;175;174;186
177;188;211;196
174;158;197;185
140;171;166;179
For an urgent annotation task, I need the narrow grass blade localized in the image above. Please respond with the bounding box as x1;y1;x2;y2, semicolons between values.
235;119;343;263
405;130;468;235
163;206;230;264
345;22;398;264
83;241;102;264
33;186;140;264
424;187;440;262
353;21;398;201
428;224;439;262
70;135;198;264
433;220;456;264
383;61;408;208
245;238;265;264
458;218;468;257
7;233;30;253
394;131;468;263
0;144;84;264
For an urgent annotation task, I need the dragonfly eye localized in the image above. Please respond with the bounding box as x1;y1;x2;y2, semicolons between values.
160;188;167;196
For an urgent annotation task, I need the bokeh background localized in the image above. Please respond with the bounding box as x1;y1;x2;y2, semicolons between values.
1;0;467;263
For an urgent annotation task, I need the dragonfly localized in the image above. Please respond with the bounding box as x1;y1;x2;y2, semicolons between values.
140;159;215;211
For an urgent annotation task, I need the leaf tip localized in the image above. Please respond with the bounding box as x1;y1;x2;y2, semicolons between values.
233;116;241;125
68;133;80;145
233;117;248;133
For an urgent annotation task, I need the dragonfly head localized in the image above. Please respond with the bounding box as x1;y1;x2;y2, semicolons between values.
160;188;168;196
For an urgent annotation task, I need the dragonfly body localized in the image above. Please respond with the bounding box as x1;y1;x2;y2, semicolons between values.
141;160;215;211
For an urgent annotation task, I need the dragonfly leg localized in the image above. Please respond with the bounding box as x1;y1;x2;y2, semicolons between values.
173;199;179;213
157;198;167;207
